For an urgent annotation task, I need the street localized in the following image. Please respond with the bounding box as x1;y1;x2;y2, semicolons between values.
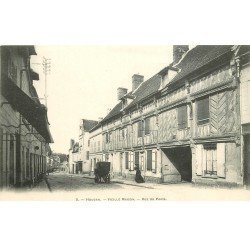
23;172;250;201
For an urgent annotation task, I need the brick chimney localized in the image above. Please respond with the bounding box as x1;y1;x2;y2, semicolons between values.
173;45;189;64
70;139;75;150
132;74;144;91
117;87;128;100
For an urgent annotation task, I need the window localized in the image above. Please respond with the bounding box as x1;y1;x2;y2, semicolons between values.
105;133;109;143
129;152;134;170
196;97;209;125
145;117;151;135
125;152;129;169
86;151;89;160
152;151;157;173
147;150;152;171
88;140;90;147
97;141;100;151
140;154;144;171
138;121;143;137
178;105;188;129
203;144;217;175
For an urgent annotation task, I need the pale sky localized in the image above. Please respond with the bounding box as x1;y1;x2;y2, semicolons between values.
31;46;173;154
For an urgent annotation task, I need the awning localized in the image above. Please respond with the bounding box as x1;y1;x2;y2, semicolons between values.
1;75;53;143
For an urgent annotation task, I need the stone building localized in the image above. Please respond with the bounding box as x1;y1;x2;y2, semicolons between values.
0;45;53;189
68;119;98;174
89;45;250;187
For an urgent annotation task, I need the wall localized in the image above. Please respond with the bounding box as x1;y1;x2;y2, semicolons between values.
0;47;48;188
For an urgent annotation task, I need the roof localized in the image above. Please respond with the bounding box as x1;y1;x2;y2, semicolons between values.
89;122;102;133
82;119;98;132
100;74;161;125
101;101;123;124
125;74;162;110
169;45;233;85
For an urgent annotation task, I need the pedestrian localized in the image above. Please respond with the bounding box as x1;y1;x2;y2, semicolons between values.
135;165;145;183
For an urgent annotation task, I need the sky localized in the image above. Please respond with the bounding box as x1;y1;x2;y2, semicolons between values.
31;46;174;154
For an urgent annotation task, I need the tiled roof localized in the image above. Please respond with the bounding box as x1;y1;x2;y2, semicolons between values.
89;122;102;132
82;119;98;132
169;45;233;85
125;74;162;110
101;101;123;124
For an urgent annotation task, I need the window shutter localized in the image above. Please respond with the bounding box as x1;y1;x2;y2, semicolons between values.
130;152;134;170
125;152;129;169
197;97;209;124
196;144;203;175
178;105;187;129
147;150;152;171
217;143;226;178
145;118;150;135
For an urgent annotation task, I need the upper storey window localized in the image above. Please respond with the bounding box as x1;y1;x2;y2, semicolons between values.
196;97;209;125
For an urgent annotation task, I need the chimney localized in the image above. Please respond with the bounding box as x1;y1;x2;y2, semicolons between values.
132;74;144;91
117;87;128;100
98;117;103;122
70;139;74;150
173;45;189;64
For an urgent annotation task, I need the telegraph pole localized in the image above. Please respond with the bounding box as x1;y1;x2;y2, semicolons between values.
42;57;51;108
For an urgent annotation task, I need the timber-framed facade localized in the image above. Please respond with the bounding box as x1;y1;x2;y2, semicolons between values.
89;45;250;187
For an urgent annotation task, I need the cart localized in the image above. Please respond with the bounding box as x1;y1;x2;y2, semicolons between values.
94;161;111;183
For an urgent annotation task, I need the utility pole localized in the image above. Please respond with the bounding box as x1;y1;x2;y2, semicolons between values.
42;57;51;108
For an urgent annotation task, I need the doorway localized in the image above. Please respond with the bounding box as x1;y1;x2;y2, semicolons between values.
162;146;192;182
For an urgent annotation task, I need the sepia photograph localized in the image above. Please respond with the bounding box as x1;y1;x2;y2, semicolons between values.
0;44;250;200
1;1;250;250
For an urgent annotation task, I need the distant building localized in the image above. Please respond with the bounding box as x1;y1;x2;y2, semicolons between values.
0;46;53;189
89;45;250;187
68;119;98;174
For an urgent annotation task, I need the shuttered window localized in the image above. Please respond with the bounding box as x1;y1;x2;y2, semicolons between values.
203;144;217;176
147;150;152;171
138;121;143;137
140;154;144;171
178;105;188;129
152;151;157;173
145;117;150;135
197;97;210;125
125;152;129;169
130;152;134;170
86;151;89;160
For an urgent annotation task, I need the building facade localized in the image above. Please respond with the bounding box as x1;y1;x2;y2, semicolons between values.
68;119;98;174
89;45;250;187
0;46;53;189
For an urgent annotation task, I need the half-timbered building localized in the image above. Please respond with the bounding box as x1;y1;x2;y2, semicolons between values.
89;45;250;186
